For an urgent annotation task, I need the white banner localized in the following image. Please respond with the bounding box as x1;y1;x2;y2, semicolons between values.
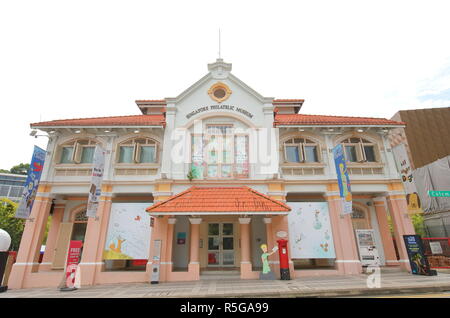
392;143;423;212
287;202;336;259
103;203;152;260
86;146;105;218
392;143;418;195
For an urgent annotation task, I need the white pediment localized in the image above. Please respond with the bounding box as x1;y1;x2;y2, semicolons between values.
166;59;274;105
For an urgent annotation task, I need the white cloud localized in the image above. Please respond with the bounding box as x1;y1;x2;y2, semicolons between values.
0;0;449;169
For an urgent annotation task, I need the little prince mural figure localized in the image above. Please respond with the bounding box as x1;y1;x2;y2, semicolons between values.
260;244;278;280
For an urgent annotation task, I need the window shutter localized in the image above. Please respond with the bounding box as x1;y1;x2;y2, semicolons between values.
356;143;365;162
299;144;305;163
72;142;82;164
133;143;141;163
374;145;381;162
55;146;63;164
316;144;322;162
342;144;348;161
153;143;158;163
283;144;289;163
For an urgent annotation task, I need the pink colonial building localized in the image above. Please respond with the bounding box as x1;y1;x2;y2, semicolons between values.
9;59;415;289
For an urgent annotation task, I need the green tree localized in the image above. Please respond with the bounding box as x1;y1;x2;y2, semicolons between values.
0;198;25;251
387;212;426;237
411;212;426;237
9;163;30;175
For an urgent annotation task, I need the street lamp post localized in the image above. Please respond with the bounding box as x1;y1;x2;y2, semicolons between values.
0;229;12;293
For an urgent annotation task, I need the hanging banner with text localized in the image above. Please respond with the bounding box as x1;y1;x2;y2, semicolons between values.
392;143;422;213
15;146;46;219
86;146;106;218
332;144;352;214
64;240;83;288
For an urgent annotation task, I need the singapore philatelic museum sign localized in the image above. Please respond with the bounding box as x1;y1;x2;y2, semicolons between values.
186;104;254;119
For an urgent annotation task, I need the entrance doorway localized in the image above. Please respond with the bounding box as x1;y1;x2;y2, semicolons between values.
207;223;235;268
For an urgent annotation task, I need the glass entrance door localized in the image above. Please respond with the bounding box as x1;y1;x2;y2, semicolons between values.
207;223;235;267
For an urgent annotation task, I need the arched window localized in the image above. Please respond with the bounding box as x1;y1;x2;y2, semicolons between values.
73;210;88;223
59;139;97;164
191;124;249;179
117;137;158;164
341;137;380;163
283;137;321;163
351;207;371;230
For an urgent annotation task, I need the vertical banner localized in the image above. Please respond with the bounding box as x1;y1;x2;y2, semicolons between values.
63;240;83;289
392;143;422;213
86;146;105;218
15;146;46;219
332;144;352;214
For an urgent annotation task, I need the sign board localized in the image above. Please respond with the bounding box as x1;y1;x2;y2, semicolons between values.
177;232;186;245
86;146;106;218
430;241;443;255
403;235;436;276
64;240;82;288
151;239;162;284
15;146;46;219
332;144;352;214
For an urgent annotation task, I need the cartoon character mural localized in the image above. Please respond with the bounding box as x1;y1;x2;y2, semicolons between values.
339;163;352;202
288;202;336;259
259;244;278;280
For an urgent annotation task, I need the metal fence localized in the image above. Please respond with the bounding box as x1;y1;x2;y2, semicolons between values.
422;237;450;269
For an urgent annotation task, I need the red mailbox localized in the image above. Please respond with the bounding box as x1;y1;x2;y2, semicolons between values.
277;239;291;280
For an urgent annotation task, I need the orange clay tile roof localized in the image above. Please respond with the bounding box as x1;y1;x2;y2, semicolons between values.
135;100;166;103
30;114;166;128
146;186;291;213
274;114;405;126
273;99;305;103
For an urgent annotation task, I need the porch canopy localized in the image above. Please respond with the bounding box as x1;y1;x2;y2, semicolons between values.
146;186;291;215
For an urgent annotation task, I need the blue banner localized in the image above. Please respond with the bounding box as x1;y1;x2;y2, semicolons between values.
15;146;46;219
332;144;352;214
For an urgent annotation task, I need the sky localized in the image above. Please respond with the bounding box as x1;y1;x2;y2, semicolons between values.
0;0;449;170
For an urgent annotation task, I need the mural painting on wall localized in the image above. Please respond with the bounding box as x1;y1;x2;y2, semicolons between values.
259;244;278;280
288;202;336;259
103;203;152;260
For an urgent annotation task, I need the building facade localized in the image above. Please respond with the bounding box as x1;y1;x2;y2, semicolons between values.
0;173;26;203
9;59;415;289
389;107;450;237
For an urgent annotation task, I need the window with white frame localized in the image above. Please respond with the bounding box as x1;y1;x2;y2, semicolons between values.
59;139;97;164
117;137;157;164
190;124;249;179
341;137;379;163
283;138;321;163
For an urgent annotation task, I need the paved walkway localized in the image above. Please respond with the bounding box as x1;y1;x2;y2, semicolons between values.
2;271;450;298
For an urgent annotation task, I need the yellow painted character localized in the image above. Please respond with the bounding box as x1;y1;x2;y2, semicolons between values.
339;163;352;201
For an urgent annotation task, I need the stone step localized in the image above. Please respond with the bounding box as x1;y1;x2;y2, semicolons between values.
200;270;241;280
201;270;240;275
